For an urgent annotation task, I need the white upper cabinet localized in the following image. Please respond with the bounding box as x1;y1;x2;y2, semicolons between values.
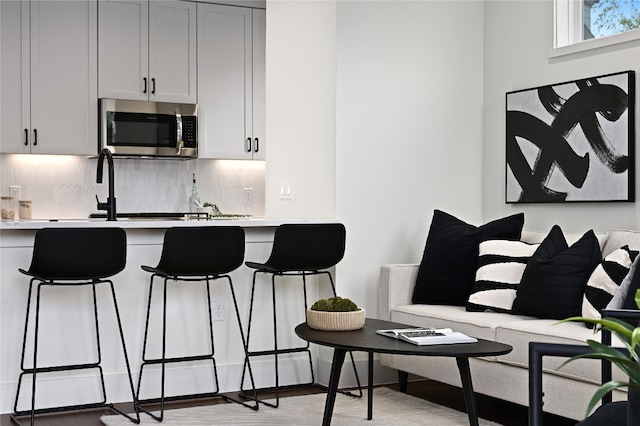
252;9;266;161
98;0;197;103
0;0;97;155
197;4;265;160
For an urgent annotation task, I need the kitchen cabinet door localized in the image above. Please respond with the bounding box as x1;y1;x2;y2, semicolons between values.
97;0;148;101
251;8;266;161
0;0;97;155
0;0;26;153
197;4;265;160
149;1;197;103
98;0;196;103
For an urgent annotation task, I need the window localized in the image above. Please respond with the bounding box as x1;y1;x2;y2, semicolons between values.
553;0;640;55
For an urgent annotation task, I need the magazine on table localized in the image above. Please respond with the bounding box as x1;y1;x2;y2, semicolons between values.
376;327;478;346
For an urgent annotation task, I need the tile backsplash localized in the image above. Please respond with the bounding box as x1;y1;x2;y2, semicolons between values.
0;154;265;219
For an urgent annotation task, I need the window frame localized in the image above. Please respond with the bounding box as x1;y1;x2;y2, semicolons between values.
551;0;640;58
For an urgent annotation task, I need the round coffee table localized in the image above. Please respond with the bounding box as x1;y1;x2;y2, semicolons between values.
295;317;512;426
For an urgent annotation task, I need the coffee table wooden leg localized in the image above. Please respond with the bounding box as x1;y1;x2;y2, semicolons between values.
323;349;347;426
456;357;479;426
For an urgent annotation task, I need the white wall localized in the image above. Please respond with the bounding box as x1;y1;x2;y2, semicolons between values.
264;0;338;219
336;0;485;316
482;0;640;232
264;0;485;386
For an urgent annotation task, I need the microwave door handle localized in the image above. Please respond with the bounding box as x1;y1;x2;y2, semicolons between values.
176;114;183;155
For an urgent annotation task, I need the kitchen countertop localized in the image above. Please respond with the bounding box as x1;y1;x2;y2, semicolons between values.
0;217;338;230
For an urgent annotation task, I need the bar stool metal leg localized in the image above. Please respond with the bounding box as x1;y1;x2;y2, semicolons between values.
12;279;140;426
241;269;362;408
224;275;259;410
136;273;259;420
324;271;363;400
107;280;142;424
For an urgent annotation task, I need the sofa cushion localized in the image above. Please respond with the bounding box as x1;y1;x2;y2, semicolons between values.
512;225;602;319
601;229;640;257
496;318;627;384
412;210;524;306
466;239;539;313
521;229;608;248
582;246;638;322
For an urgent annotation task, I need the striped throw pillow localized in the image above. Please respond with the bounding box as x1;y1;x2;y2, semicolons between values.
581;245;638;321
466;239;539;313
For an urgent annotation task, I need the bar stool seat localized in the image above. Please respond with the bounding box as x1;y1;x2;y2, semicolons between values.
241;223;362;408
136;226;258;421
12;227;139;426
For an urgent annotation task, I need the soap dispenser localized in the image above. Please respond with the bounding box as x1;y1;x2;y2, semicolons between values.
189;173;200;213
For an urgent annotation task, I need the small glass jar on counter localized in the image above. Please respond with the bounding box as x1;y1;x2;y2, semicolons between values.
1;196;16;221
19;200;32;220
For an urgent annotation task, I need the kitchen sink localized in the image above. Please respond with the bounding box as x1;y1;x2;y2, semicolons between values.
88;212;208;221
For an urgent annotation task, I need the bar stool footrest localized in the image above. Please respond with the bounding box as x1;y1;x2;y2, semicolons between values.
246;347;311;357
240;381;317;408
137;390;225;406
141;354;215;365
20;362;102;375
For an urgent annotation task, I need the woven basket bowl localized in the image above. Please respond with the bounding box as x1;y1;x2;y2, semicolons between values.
306;308;365;331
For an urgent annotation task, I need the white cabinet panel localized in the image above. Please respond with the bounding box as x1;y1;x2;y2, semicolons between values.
197;4;265;160
0;0;28;153
1;0;96;155
98;0;148;101
149;1;197;102
98;0;196;103
251;8;266;161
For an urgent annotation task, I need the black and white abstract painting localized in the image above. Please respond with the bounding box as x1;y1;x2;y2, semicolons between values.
506;70;635;203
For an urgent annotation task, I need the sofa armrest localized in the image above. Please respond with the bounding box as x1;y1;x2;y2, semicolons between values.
378;263;419;321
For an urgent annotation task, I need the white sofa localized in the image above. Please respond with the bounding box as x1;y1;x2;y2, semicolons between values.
378;229;640;421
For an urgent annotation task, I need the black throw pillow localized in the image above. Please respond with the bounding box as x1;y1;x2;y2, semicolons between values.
412;210;525;306
512;225;602;319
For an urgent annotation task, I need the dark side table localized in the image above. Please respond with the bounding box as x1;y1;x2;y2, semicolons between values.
295;318;512;426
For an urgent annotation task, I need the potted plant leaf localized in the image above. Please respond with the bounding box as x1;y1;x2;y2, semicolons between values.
560;289;640;425
306;296;365;331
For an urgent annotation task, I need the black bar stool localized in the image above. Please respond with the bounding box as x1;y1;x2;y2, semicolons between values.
241;223;362;408
11;227;139;426
135;226;258;421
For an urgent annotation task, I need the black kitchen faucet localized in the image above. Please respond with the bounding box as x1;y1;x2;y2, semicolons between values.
96;148;117;221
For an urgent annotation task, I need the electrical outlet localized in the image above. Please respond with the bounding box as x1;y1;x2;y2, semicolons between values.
212;298;225;322
9;185;20;200
243;187;253;203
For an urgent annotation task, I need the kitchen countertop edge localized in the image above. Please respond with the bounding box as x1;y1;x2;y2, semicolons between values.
0;218;340;230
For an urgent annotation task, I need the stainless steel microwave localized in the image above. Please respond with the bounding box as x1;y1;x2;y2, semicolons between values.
99;98;198;159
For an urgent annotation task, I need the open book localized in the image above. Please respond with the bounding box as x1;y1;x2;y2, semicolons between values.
376;328;478;346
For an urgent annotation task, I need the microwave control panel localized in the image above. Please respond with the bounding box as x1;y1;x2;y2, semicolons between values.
182;116;197;148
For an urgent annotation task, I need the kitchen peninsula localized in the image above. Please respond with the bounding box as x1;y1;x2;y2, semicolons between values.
0;218;335;414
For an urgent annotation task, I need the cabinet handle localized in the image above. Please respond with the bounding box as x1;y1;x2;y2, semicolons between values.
246;138;252;152
143;77;147;94
151;78;156;94
33;129;37;146
254;138;259;152
24;129;28;146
